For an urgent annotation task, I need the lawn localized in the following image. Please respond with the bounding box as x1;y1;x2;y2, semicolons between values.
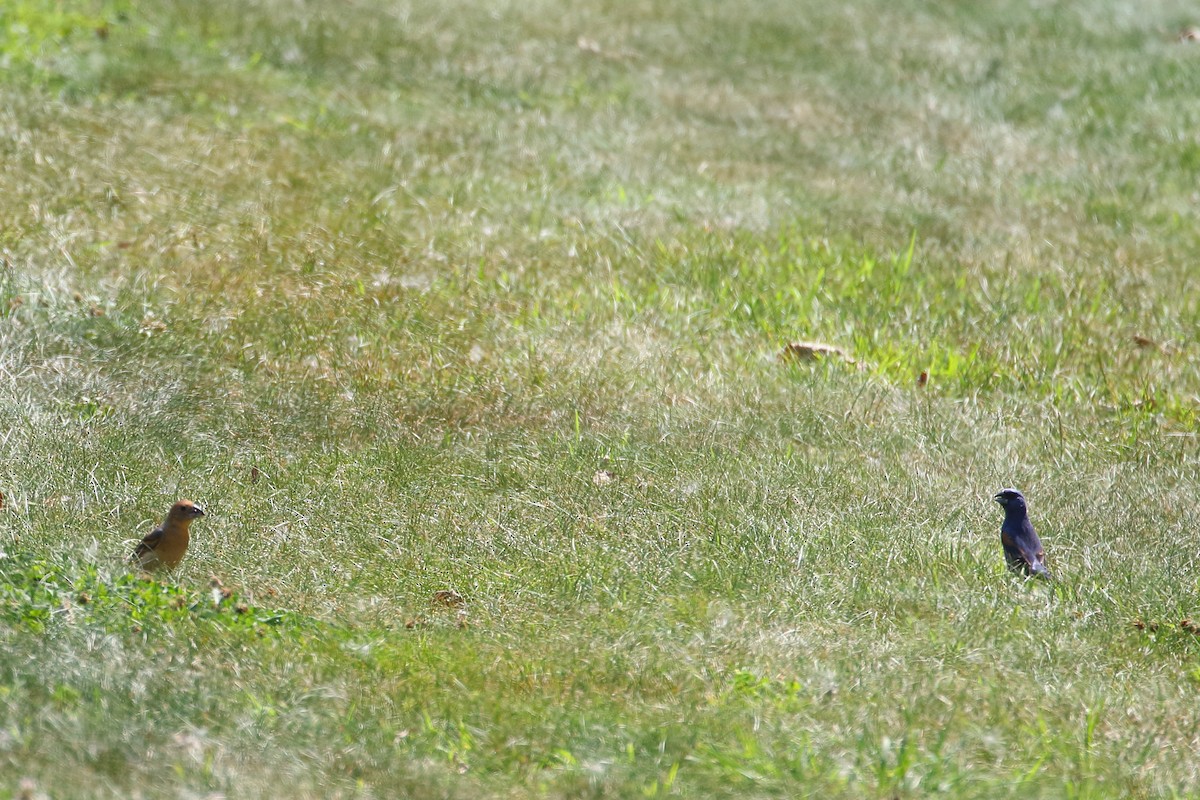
2;0;1200;797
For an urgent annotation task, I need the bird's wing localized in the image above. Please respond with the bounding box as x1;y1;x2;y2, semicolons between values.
133;526;166;557
1014;520;1045;562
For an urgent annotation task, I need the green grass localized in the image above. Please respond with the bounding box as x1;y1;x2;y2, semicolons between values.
3;0;1200;796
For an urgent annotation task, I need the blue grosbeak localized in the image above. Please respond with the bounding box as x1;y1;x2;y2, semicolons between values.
131;500;206;571
993;489;1050;578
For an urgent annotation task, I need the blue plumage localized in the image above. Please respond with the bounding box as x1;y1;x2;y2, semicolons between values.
993;488;1050;578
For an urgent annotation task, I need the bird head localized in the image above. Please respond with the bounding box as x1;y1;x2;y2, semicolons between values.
168;500;206;520
993;488;1027;514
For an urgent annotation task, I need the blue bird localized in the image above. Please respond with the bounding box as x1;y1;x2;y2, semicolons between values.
993;489;1050;578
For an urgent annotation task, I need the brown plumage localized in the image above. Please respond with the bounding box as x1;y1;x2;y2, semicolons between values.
131;500;206;571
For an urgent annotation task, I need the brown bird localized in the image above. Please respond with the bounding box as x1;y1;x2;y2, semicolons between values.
131;500;206;571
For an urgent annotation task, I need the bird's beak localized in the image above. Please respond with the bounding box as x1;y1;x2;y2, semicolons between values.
194;507;206;517
993;493;1005;505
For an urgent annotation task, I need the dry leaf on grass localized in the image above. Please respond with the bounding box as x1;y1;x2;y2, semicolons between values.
139;316;167;335
592;469;615;486
780;341;857;366
433;589;465;607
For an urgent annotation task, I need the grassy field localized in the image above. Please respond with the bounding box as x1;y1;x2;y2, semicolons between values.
3;0;1200;796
